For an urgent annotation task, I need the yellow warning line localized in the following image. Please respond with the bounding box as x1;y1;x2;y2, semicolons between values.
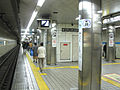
102;63;120;66
101;76;120;88
42;66;79;69
26;52;120;89
42;62;120;70
32;62;120;70
115;59;120;61
26;53;49;90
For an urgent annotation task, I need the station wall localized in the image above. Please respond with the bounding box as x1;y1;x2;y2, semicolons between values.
0;39;17;57
0;24;17;57
56;24;78;62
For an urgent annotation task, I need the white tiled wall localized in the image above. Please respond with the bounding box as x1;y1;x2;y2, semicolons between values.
56;24;78;62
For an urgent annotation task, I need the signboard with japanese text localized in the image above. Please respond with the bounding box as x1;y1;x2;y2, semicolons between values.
109;33;114;47
78;20;83;71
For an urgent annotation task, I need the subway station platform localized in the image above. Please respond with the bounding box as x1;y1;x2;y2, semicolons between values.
11;48;120;90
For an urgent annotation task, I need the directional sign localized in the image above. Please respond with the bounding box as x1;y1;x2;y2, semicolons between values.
82;19;91;28
79;19;91;29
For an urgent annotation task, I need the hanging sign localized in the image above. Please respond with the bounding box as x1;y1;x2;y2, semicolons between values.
62;28;78;32
109;33;114;47
51;29;57;47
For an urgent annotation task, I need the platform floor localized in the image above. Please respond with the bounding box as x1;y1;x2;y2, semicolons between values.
12;48;120;90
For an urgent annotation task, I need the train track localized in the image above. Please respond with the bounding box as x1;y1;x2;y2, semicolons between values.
0;45;20;90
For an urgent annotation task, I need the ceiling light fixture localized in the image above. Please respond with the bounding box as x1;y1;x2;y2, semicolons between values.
75;17;79;20
115;26;120;28
37;0;45;7
23;0;46;40
97;10;103;14
26;11;38;30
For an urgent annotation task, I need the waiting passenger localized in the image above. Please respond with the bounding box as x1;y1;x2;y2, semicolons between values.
29;41;33;49
32;43;38;63
37;42;46;72
22;41;27;54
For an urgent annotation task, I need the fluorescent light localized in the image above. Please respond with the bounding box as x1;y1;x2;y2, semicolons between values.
26;11;38;29
37;18;41;20
97;10;102;14
23;10;38;39
115;26;120;28
75;17;79;20
102;28;107;30
37;0;45;7
32;29;34;32
22;0;46;41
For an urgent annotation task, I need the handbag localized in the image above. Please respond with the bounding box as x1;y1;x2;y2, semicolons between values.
30;49;33;56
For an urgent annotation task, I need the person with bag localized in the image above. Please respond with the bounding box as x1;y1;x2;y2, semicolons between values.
30;48;33;56
37;42;46;72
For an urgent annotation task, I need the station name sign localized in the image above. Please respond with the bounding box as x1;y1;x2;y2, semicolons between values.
62;28;78;32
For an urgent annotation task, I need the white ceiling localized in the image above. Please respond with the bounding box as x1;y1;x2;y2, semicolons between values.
20;0;79;29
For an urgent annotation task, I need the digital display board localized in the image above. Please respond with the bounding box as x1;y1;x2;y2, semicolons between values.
40;20;50;27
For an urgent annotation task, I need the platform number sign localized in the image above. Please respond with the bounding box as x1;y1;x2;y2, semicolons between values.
41;20;50;27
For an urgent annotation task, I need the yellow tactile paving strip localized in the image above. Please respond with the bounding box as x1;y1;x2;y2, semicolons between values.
26;53;49;90
102;73;120;88
26;52;120;89
102;63;120;66
42;66;78;69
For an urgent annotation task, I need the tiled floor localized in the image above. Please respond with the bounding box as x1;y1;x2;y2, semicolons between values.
12;48;120;90
11;49;39;90
42;68;78;90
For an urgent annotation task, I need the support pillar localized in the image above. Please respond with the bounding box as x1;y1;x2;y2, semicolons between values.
46;29;56;65
46;29;52;65
106;25;115;62
78;0;101;90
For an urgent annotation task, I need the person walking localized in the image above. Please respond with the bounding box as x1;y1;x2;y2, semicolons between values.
32;43;38;63
37;42;46;72
103;44;107;59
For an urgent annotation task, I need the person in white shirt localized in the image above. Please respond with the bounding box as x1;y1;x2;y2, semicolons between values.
37;42;46;72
